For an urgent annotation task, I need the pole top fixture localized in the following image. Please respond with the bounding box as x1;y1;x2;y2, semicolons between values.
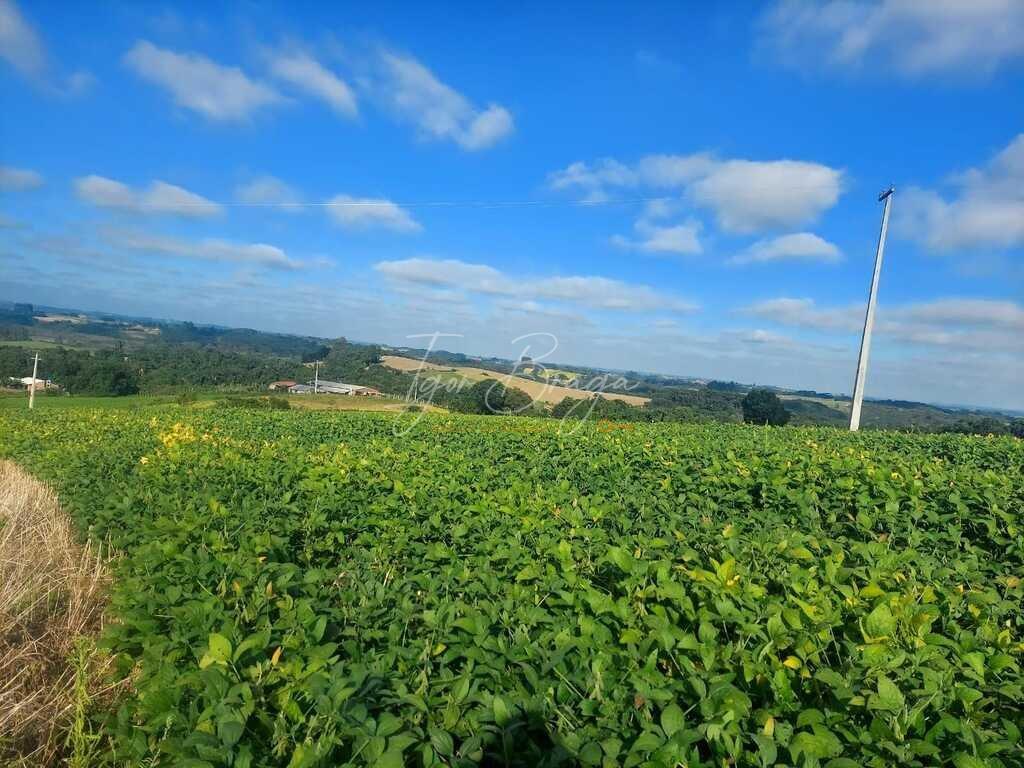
878;186;895;201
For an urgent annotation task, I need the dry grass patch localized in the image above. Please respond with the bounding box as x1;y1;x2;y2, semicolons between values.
381;355;650;406
0;460;115;766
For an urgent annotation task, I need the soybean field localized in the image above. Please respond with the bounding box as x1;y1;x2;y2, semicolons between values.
0;407;1021;768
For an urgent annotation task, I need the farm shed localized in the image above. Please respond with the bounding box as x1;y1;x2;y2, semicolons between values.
287;380;383;396
312;380;378;395
8;376;59;391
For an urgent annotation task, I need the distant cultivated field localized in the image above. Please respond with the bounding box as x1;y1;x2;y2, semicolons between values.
286;393;445;413
381;354;649;405
780;394;848;412
0;339;90;350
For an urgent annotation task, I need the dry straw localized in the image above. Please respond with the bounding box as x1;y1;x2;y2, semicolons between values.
0;460;116;766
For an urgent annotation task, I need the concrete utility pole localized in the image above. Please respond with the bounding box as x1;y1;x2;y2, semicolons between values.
28;352;39;410
314;360;320;394
849;187;894;432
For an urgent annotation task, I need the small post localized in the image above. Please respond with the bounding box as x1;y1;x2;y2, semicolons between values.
314;360;320;394
28;352;39;410
850;187;894;431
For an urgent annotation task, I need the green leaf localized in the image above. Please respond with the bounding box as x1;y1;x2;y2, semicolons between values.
202;633;232;667
865;604;896;638
630;730;664;754
429;728;453;756
961;651;986;679
953;755;988;768
790;725;842;761
451;674;471;703
287;744;318;768
578;741;602;765
232;630;270;662
216;715;245;747
606;546;635;573
376;712;403;737
868;676;905;713
493;695;512;727
661;703;685;737
311;615;327;642
814;669;847;691
754;734;777;768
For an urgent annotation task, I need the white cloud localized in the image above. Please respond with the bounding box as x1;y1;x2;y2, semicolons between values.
106;229;305;270
374;257;697;313
743;297;862;332
547;159;637;203
373;50;514;151
612;218;703;256
549;153;843;233
235;175;302;212
547;155;717;200
895;298;1024;331
494;298;587;322
0;165;44;191
690;160;842;233
0;0;45;77
762;0;1024;78
325;195;421;232
742;295;1024;351
539;275;696;312
268;50;357;118
736;328;797;346
636;153;718;187
638;198;688;221
124;40;282;121
896;133;1024;251
74;175;222;217
0;0;92;93
376;258;507;292
730;232;842;265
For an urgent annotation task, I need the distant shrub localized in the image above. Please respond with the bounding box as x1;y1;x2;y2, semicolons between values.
176;392;197;407
742;388;791;426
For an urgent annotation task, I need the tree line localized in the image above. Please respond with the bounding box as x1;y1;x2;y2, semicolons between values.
2;336;1020;436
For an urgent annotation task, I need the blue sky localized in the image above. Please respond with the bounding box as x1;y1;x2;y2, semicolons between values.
1;0;1022;409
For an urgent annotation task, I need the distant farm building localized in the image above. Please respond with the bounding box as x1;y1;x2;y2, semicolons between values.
267;380;297;391
7;376;59;391
284;380;382;396
313;380;382;396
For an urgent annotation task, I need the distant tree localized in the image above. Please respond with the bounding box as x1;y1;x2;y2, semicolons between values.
451;381;533;415
0;325;29;341
742;389;791;426
501;386;533;414
941;416;1009;436
302;345;332;363
552;395;648;422
707;380;747;393
648;386;743;423
1010;420;1024;439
